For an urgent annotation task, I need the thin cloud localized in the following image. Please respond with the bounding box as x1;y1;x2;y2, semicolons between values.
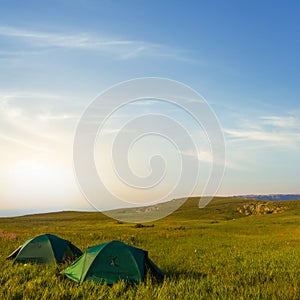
0;26;133;48
0;26;187;61
0;91;68;102
260;116;298;128
37;113;78;121
224;111;300;145
182;149;212;163
0;133;46;152
225;129;291;143
0;91;81;121
0;91;81;154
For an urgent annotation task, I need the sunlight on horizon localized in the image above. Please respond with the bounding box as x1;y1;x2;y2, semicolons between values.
3;159;79;210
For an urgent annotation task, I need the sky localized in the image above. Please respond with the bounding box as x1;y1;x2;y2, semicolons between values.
0;0;300;216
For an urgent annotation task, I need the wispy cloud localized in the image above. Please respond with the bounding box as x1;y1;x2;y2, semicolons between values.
0;91;67;102
182;149;213;163
0;133;47;152
0;26;187;60
0;91;81;155
260;115;298;128
224;129;298;143
0;26;133;48
0;91;81;122
225;114;300;146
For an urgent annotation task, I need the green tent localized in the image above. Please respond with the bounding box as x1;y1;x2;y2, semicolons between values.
62;240;164;284
7;234;82;264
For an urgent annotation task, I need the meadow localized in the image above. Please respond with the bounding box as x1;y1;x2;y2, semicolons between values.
0;197;299;299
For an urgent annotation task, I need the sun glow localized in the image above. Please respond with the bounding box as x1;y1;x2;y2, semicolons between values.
6;159;74;209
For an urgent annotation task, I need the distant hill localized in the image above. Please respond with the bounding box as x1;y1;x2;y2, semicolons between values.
101;196;298;222
1;195;299;220
2;196;300;225
232;194;300;201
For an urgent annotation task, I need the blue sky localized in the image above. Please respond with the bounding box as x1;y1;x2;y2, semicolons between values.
0;1;300;215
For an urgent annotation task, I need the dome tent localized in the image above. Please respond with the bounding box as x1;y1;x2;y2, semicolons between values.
7;234;82;264
61;240;164;284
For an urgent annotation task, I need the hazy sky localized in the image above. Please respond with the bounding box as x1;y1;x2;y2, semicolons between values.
1;1;300;215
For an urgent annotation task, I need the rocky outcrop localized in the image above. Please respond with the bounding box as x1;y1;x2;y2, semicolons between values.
237;202;286;216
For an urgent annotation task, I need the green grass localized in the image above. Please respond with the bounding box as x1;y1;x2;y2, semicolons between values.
0;197;300;299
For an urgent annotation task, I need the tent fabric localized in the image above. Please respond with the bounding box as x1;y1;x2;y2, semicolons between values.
7;234;82;264
6;245;22;260
62;240;164;284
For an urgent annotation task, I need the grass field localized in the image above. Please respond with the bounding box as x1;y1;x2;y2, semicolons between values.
0;197;300;299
